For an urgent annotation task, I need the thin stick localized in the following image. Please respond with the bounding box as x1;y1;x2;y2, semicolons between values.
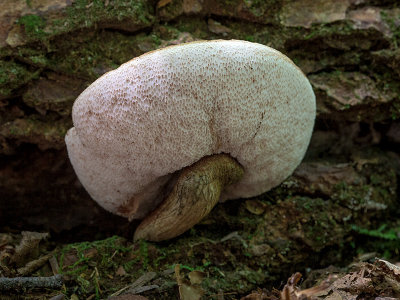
0;274;63;291
49;255;60;275
109;271;157;297
17;253;53;276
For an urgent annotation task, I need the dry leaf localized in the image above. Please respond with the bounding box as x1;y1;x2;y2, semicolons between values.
157;0;172;8
116;265;127;276
175;264;204;300
188;270;205;285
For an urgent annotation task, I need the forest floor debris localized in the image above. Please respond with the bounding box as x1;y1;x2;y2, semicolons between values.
0;231;399;299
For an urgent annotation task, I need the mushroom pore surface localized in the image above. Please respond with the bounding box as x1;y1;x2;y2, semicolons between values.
65;39;316;220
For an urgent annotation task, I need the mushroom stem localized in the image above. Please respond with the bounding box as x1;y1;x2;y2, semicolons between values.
134;154;244;242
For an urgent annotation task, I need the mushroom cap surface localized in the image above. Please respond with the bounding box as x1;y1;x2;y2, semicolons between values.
65;40;316;220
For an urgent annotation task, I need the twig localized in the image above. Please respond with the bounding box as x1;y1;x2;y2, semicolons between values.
109;271;157;297
220;231;248;248
17;253;52;276
129;284;159;294
0;274;63;291
49;255;60;275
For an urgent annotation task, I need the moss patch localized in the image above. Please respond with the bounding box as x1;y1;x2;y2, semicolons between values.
43;30;159;80
17;14;47;39
0;60;40;98
0;117;71;151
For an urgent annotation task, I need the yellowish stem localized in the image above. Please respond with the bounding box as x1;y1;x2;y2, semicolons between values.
134;154;244;242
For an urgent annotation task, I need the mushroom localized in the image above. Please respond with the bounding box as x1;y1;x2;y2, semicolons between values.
65;40;316;241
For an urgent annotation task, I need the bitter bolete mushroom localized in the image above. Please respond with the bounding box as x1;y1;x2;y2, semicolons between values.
65;40;316;241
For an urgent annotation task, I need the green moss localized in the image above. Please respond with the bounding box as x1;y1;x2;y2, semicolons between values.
352;224;399;241
303;22;355;40
333;182;369;209
351;221;400;259
58;236;132;275
56;0;154;35
18;49;49;67
14;0;154;44
57;236;138;298
17;14;47;39
1;117;71;150
293;197;344;249
0;60;39;97
138;239;150;269
45;31;154;79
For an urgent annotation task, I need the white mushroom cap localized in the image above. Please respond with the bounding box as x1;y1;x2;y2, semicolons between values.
65;39;315;220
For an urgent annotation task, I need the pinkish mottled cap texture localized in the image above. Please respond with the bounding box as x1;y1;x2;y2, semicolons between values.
65;40;316;220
